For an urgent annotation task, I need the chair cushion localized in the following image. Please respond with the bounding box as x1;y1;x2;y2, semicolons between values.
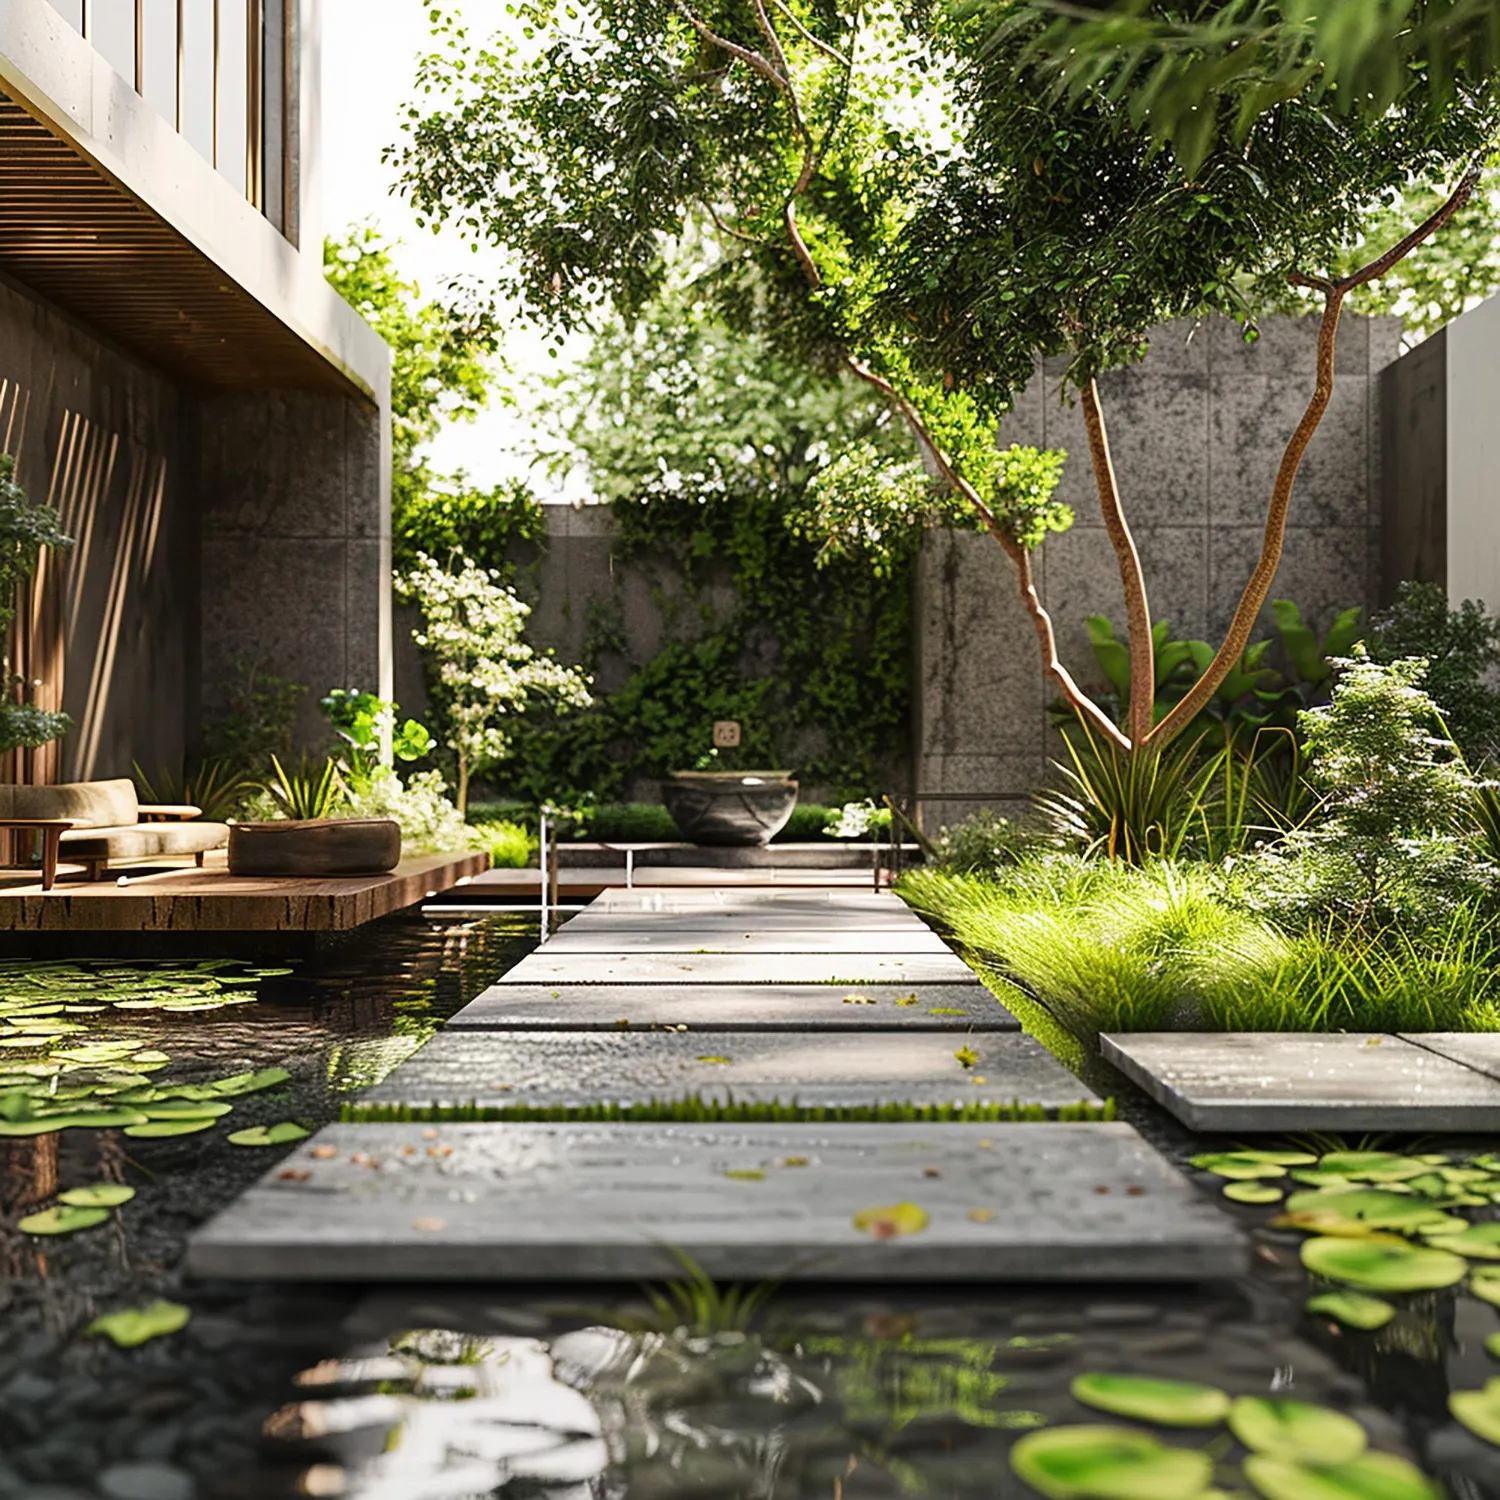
8;779;139;829
60;822;229;861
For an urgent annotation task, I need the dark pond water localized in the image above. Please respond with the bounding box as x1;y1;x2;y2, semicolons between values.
1;913;1499;1499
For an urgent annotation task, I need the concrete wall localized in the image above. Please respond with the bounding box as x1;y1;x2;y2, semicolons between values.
917;313;1402;828
0;271;189;782
195;390;392;750
1443;298;1500;607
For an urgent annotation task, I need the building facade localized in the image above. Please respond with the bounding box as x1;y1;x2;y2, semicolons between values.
0;0;391;783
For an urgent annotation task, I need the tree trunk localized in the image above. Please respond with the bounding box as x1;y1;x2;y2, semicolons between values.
456;750;470;817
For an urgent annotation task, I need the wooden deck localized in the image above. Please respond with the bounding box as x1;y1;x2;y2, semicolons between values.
0;849;488;951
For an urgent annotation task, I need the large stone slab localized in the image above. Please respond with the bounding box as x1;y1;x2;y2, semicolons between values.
1400;1033;1500;1083
589;889;914;915
187;1121;1244;1282
559;909;934;933
447;983;1018;1032
358;1030;1095;1112
498;950;979;986
1102;1031;1500;1131
537;926;952;955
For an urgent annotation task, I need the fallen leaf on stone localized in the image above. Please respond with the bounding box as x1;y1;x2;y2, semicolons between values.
923;1166;943;1178
412;1218;446;1232
86;1299;191;1348
896;996;919;1007
421;1129;439;1140
972;1075;988;1085
616;1018;630;1027
854;1202;929;1239
277;1169;311;1182
978;1139;994;1149
697;1055;731;1065
311;1145;338;1159
954;1046;979;1069
779;1156;809;1167
427;1144;452;1158
726;1169;765;1181
969;1208;996;1223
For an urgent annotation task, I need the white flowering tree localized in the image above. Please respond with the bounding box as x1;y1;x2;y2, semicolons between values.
396;551;592;812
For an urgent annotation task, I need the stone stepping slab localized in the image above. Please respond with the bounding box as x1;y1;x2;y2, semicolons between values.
536;927;952;955
559;910;935;933
1103;1031;1500;1131
446;983;1018;1032
1400;1032;1500;1083
498;950;979;987
186;1120;1244;1283
356;1030;1095;1114
589;890;913;915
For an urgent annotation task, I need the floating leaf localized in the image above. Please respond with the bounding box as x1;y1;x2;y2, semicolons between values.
58;1183;135;1208
854;1202;929;1239
226;1122;311;1147
1010;1425;1215;1500
0;1109;148;1135
141;1101;233;1121
1228;1397;1366;1463
208;1067;291;1097
1485;1332;1500;1360
1424;1223;1500;1259
1245;1452;1439;1500
1284;1188;1466;1233
1225;1182;1284;1204
1317;1152;1429;1183
1071;1373;1231;1427
1191;1153;1291;1181
86;1300;191;1348
123;1118;218;1138
1305;1292;1395;1331
1301;1236;1468;1292
1455;1378;1500;1445
1471;1269;1500;1307
18;1205;109;1235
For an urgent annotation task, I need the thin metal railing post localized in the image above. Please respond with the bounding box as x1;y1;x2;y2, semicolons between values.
538;808;550;942
548;816;560;929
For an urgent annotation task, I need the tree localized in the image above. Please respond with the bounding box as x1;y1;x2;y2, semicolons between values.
324;226;503;566
390;1;1494;760
396;552;593;810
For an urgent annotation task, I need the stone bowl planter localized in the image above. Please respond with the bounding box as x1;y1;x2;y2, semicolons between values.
660;772;798;847
228;818;402;877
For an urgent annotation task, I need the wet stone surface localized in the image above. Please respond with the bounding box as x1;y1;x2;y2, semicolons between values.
446;981;1019;1031
531;925;955;953
187;1121;1243;1282
354;1028;1086;1111
497;949;983;986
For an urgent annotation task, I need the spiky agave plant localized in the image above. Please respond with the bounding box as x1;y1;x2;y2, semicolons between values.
265;754;347;820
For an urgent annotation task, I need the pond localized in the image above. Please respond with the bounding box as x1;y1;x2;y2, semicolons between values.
1;913;1498;1499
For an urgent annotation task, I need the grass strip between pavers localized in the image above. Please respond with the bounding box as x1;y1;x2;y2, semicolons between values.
341;1095;1117;1125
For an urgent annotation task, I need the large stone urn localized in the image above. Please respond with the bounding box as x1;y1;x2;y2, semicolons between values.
660;772;798;847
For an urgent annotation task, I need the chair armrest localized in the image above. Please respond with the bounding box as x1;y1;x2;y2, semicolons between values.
138;804;203;822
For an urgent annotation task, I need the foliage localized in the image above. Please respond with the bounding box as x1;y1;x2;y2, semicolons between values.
133;758;254;823
397;475;547;577
825;800;893;840
1243;651;1494;928
1035;721;1222;862
1369;580;1500;764
344;765;475;854
1010;0;1500;172
202;659;306;774
469;818;532;867
397;551;593;812
900;860;1500;1040
264;754;346;821
321;689;434;782
0;453;74;754
930;810;1030;876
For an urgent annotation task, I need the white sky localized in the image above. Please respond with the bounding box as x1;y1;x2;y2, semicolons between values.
320;1;579;498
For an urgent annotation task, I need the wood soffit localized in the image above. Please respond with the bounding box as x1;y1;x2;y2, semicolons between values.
0;92;357;396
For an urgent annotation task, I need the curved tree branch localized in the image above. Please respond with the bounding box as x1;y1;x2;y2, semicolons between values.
1081;378;1155;745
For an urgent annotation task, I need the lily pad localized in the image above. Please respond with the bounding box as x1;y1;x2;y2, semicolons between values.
226;1122;310;1147
1228;1397;1366;1463
17;1205;109;1235
1010;1425;1215;1500
1485;1331;1500;1360
1301;1236;1468;1293
86;1300;191;1348
141;1101;234;1121
1070;1373;1231;1427
123;1118;218;1138
207;1067;290;1097
1423;1223;1500;1260
1225;1182;1284;1205
1454;1378;1500;1444
57;1184;135;1208
853;1202;929;1239
1244;1452;1439;1500
1305;1292;1395;1331
0;1109;148;1135
1190;1152;1296;1181
1470;1269;1500;1307
1283;1188;1466;1233
1316;1152;1431;1182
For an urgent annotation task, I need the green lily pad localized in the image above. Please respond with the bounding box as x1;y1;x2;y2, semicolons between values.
1302;1236;1468;1292
1070;1373;1231;1427
1244;1451;1439;1500
57;1183;135;1208
207;1066;290;1097
1190;1152;1303;1180
1470;1269;1500;1307
86;1299;191;1348
123;1118;218;1138
1316;1152;1431;1183
226;1122;310;1147
1228;1397;1366;1463
0;1109;148;1135
1452;1378;1500;1445
1486;1332;1500;1360
1424;1223;1500;1260
17;1205;109;1235
1284;1188;1467;1233
1305;1292;1395;1331
140;1101;233;1121
1010;1425;1215;1500
1225;1182;1284;1204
